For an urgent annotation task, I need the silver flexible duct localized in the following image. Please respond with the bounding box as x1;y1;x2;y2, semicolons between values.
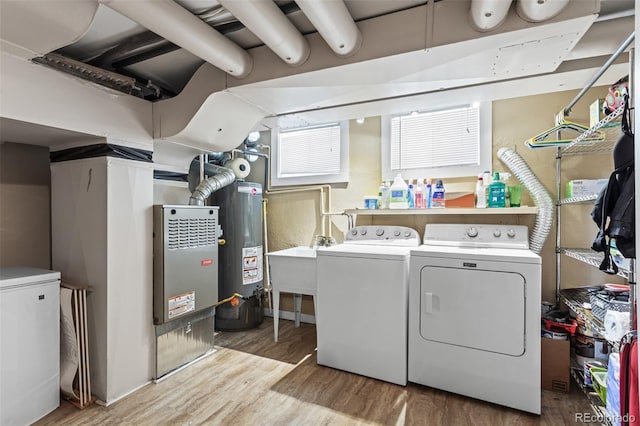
188;160;236;206
498;147;554;254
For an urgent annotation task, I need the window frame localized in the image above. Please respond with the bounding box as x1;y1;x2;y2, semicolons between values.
270;121;349;187
381;102;492;181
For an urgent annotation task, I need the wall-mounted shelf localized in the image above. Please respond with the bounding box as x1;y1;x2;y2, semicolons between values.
560;248;630;280
560;107;623;156
570;359;613;426
559;287;618;348
344;207;538;216
558;195;599;205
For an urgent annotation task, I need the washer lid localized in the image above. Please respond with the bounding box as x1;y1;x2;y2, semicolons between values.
0;267;61;289
317;244;411;260
411;245;541;264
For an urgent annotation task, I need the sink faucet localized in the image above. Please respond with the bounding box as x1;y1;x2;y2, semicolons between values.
314;235;336;247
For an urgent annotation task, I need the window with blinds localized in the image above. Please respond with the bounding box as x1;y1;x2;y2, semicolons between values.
382;103;491;180
271;121;349;186
390;106;479;169
279;124;341;176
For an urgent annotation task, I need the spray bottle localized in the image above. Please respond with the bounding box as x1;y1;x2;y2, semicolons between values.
475;174;486;208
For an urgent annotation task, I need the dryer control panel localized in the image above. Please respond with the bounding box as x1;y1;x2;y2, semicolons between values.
345;226;420;246
423;224;529;249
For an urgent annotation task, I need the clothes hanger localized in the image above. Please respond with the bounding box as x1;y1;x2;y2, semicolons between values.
525;109;605;148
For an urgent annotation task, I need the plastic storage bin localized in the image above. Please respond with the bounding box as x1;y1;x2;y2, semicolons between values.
589;289;630;322
592;370;607;404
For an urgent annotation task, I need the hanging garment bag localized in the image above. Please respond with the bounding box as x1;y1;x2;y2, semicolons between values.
591;94;635;274
620;335;639;425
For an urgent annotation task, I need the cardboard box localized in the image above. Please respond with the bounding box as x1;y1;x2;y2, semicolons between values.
590;98;604;128
541;337;570;393
445;192;475;208
566;179;608;198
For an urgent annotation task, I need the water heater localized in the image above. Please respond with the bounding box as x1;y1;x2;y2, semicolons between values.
212;181;264;330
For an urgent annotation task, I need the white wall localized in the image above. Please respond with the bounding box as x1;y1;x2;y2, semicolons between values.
0;142;51;268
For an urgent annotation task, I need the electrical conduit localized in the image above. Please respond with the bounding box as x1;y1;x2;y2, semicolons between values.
498;147;554;254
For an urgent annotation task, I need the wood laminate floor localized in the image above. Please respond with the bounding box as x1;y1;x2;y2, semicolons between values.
37;318;599;425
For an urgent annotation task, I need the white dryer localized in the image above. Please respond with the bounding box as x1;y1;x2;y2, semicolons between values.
409;224;541;414
316;225;420;386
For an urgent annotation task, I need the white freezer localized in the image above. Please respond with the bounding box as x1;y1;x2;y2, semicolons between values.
1;267;61;426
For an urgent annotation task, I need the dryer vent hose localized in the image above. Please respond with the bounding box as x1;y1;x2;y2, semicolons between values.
498;147;554;255
188;160;236;206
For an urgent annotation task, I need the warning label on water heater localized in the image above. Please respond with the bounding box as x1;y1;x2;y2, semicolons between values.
242;245;263;285
168;291;195;319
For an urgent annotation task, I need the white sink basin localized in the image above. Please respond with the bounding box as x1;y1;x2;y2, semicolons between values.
266;246;317;293
266;246;318;342
267;246;317;259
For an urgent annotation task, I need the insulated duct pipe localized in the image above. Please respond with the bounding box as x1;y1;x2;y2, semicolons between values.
498;147;553;254
101;0;252;78
469;0;513;32
217;0;310;66
188;159;236;206
294;0;362;57
516;0;570;22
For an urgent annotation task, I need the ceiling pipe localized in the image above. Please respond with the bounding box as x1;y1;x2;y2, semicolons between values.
294;0;362;57
100;0;253;78
217;0;310;67
516;0;570;23
469;0;513;32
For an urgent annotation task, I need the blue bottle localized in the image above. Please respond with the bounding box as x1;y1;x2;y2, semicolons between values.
431;179;445;208
407;183;415;209
425;179;433;208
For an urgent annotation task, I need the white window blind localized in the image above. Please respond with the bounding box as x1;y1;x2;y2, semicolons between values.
278;124;341;177
271;121;349;186
390;105;480;170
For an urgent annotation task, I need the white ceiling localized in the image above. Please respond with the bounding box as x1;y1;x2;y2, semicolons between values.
0;0;636;150
0;118;98;147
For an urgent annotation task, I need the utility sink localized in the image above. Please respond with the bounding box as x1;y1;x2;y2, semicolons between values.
266;246;318;342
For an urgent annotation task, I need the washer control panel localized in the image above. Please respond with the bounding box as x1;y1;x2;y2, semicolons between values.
424;224;529;249
345;226;420;246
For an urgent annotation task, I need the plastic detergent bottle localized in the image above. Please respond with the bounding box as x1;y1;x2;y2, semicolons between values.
414;180;425;209
407;181;415;209
475;174;486;208
431;179;446;208
379;182;390;209
482;170;492;206
488;172;506;208
425;179;433;208
389;174;409;209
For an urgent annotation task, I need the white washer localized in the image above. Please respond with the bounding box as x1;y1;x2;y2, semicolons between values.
409;224;541;414
316;225;420;386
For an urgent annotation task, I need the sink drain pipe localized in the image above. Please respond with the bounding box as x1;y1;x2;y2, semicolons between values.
498;147;554;255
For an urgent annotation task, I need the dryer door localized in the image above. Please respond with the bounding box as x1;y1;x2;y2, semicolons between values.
419;266;525;356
